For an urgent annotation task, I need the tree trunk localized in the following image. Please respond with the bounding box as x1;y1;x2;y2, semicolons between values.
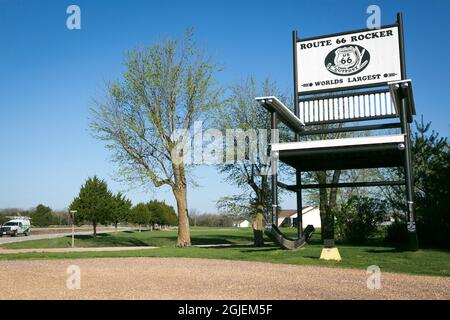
173;162;191;247
252;202;264;247
326;170;341;244
114;222;118;234
174;186;191;247
317;172;330;240
93;221;97;238
329;170;341;209
318;170;341;243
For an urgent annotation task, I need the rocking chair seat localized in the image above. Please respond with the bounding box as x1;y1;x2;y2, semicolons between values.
272;134;405;171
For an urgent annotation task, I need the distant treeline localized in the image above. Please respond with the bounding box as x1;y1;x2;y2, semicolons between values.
0;205;70;226
189;213;234;228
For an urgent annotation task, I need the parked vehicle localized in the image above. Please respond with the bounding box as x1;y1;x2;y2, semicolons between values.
0;217;31;237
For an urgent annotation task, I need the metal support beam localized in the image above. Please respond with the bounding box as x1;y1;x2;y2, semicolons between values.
296;172;303;238
293;30;299;123
293;30;303;238
397;12;407;80
282;180;405;191
299;122;401;137
396;10;419;249
270;111;279;226
399;93;419;250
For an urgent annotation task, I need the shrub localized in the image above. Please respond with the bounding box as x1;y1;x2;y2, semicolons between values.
334;196;387;244
385;221;409;243
189;213;233;227
30;204;54;227
384;118;450;247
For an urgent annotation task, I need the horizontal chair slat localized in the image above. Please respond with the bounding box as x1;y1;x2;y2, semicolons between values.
298;90;398;124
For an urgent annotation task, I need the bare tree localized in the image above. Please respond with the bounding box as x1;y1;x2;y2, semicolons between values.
214;77;289;246
302;123;346;241
304;126;380;240
90;30;222;247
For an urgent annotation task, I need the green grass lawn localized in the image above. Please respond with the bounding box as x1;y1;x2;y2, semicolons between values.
2;227;254;249
1;227;449;277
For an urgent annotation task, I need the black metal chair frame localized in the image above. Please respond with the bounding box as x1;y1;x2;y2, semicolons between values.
256;80;418;250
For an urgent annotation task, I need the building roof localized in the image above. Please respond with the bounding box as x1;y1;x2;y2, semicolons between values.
279;206;318;218
278;210;297;219
233;219;249;224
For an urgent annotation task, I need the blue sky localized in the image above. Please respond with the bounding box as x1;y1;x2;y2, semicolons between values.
0;0;449;212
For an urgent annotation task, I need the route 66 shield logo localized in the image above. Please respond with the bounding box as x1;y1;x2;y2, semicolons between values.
325;45;370;76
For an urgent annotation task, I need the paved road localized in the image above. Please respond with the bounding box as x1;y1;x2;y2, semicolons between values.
0;257;448;300
0;227;136;245
0;246;158;254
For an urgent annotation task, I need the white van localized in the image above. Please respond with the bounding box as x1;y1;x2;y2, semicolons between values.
0;217;31;237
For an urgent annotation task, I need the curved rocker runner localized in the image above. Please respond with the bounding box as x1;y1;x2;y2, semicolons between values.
265;224;315;250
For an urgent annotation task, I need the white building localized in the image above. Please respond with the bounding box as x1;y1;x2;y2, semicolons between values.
277;206;321;229
233;220;250;228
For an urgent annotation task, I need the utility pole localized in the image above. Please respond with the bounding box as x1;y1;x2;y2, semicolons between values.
69;210;77;248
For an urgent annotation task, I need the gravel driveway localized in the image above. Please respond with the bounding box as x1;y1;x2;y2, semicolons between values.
0;257;448;300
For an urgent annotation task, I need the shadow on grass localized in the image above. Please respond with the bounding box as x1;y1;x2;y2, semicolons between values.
191;235;253;246
364;247;409;254
238;247;279;253
306;239;323;246
73;234;107;240
202;243;279;252
302;255;321;260
191;238;234;245
68;229;450;256
71;233;149;247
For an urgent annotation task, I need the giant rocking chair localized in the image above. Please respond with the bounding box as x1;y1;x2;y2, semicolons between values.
255;80;418;250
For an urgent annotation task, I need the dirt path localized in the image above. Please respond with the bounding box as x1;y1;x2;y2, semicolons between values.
0;257;448;300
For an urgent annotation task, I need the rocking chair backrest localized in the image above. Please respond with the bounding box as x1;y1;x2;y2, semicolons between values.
298;88;398;125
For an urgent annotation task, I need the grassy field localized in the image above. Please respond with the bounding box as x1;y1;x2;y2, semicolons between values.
2;227;253;249
1;227;449;277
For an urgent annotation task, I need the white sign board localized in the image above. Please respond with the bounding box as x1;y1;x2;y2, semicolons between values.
297;26;402;94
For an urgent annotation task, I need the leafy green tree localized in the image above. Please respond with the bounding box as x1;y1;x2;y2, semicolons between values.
161;203;177;226
146;200;161;228
69;176;113;237
110;192;132;232
383;117;450;246
147;200;177;228
334;196;387;244
130;203;152;232
0;215;8;225
30;204;54;227
90;30;222;247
